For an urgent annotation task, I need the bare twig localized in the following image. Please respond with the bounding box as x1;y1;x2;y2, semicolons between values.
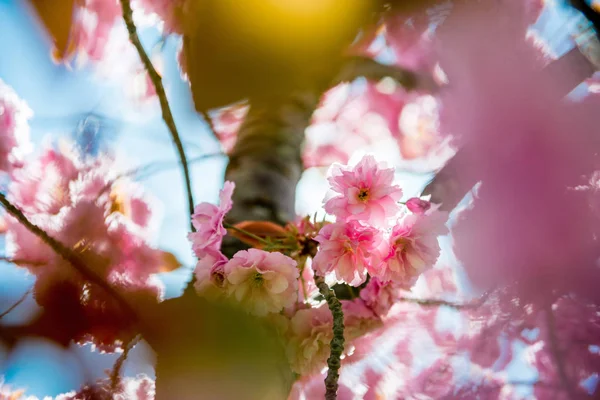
0;193;136;320
545;305;577;400
313;273;345;400
398;291;491;309
93;152;225;202
333;56;438;92
110;334;142;391
119;0;195;231
0;288;31;319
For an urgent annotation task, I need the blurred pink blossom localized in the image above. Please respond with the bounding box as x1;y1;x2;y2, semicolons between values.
440;1;600;305
6;145;164;351
56;374;155;400
210;104;248;153
0;79;31;173
359;277;403;318
286;305;333;375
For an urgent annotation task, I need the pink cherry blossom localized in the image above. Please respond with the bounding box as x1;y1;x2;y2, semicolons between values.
286;305;333;375
342;299;382;341
405;197;431;215
360;277;404;318
224;249;299;316
384;8;438;72
312;220;382;286
0;79;31;173
375;208;448;287
324;154;403;225
188;181;235;258
193;250;228;299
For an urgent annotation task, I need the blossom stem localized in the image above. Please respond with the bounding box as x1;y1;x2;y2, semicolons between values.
223;222;272;246
0;288;31;319
313;273;345;400
119;0;195;232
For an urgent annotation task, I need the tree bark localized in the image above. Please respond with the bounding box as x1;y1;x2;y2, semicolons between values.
221;92;319;256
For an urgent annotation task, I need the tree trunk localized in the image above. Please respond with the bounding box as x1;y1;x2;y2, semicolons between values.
222;91;319;256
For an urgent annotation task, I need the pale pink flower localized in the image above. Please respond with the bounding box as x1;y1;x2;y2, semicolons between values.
286;306;333;375
0;79;31;173
224;249;299;316
193;250;228;299
188;181;235;258
375;208;448;287
360;277;404;318
312;221;382;286
405;197;431;215
324;155;403;225
342;299;382;341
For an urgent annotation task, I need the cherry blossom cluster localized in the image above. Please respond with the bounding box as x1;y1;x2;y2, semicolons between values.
315;154;448;287
188;154;448;377
5;144;166;351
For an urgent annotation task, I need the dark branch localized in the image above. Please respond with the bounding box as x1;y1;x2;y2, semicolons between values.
333;56;438;92
0;288;31;319
110;334;142;391
119;0;195;231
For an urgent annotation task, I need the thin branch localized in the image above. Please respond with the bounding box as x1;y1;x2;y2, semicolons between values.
0;288;31;319
0;193;136;320
398;291;491;309
93;152;226;202
110;334;142;391
333;56;438;92
119;0;195;231
223;222;272;246
545;305;577;400
313;273;345;400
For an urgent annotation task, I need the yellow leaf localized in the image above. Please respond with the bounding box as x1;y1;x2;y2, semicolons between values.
158;251;182;273
28;0;79;61
228;220;288;248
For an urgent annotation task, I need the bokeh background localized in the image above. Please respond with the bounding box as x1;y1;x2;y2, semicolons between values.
0;0;593;396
